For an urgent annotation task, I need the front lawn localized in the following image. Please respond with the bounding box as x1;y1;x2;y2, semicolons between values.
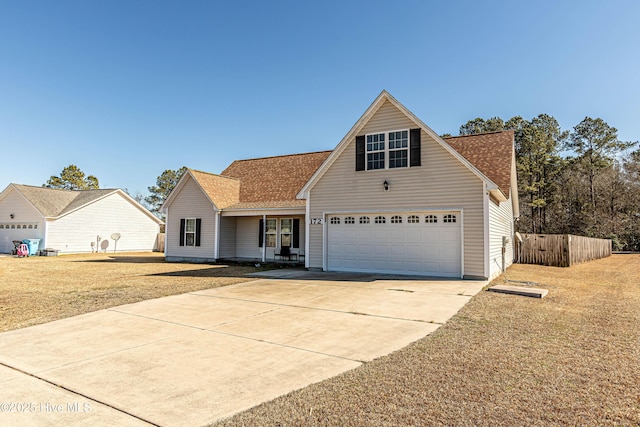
0;252;258;332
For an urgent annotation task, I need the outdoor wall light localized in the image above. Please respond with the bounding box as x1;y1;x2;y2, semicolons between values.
383;180;389;191
10;213;14;219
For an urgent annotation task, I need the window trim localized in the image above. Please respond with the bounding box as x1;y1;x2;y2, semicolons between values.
265;218;277;248
365;128;410;170
280;218;293;248
388;130;409;169
184;218;197;246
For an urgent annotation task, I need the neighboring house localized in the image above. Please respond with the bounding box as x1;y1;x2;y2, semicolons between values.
0;184;164;254
163;90;519;280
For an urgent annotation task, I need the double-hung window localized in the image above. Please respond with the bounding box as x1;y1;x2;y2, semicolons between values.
180;218;201;247
265;219;277;247
388;130;408;168
184;218;196;246
280;218;292;247
366;130;409;170
366;133;385;170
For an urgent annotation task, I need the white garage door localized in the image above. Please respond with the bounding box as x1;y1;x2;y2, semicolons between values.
327;211;461;277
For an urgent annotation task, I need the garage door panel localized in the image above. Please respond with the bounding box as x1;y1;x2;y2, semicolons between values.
388;245;405;256
439;244;459;259
327;211;462;278
374;245;388;256
405;230;423;243
405;244;422;258
423;245;440;258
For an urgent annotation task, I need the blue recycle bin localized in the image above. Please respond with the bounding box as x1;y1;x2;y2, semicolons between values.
23;239;41;256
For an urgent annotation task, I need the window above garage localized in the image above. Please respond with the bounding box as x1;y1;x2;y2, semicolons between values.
356;128;421;171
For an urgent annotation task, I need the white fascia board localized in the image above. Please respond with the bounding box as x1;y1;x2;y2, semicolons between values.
220;207;305;216
114;190;165;224
297;90;500;198
161;170;219;213
161;170;193;213
55;190;163;225
297;90;390;199
5;184;47;220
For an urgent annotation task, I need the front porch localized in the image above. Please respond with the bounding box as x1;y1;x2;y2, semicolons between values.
218;211;306;264
218;256;305;266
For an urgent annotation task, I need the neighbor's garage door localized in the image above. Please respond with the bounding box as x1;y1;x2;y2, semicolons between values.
327;211;461;277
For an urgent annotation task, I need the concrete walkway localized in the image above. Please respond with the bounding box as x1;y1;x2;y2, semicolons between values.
0;274;486;426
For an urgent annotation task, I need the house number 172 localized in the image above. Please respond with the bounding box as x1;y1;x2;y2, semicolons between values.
310;218;324;225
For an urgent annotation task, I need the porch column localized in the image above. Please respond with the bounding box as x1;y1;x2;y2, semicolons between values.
214;211;220;261
262;214;266;263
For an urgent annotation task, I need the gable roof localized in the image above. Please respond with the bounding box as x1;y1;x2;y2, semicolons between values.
220;150;332;208
298;90;514;201
187;170;240;209
1;184;163;223
443;131;514;197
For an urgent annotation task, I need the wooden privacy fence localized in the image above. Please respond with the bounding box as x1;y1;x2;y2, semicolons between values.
517;234;611;267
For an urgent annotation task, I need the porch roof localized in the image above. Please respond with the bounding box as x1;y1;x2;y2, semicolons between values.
221;150;331;204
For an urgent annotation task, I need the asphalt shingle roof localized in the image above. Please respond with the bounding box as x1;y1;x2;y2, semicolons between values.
186;131;514;210
11;184;117;217
444;130;514;196
220;151;331;208
187;170;240;209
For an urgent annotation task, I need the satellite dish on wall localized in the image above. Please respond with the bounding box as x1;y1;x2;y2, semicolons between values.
515;232;524;243
111;233;121;253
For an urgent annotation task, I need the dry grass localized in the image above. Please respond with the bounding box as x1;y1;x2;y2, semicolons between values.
214;254;640;426
0;252;259;332
1;252;638;425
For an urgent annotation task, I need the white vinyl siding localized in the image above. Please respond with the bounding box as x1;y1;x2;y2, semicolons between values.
488;195;515;280
218;216;237;258
165;175;216;260
0;189;44;253
235;217;263;259
308;100;486;278
46;193;160;254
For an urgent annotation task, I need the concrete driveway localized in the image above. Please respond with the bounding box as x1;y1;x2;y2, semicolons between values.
0;272;486;426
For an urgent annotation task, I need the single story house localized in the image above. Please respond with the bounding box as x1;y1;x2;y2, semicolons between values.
163;90;519;280
0;184;164;254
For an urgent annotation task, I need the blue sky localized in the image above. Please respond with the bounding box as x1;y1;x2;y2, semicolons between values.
1;0;639;197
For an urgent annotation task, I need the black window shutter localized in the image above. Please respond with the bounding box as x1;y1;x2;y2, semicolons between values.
179;219;185;246
195;218;201;246
292;219;300;248
410;128;421;167
258;219;264;247
355;135;366;171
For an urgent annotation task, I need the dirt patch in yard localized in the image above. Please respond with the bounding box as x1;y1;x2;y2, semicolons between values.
213;254;640;426
0;252;260;332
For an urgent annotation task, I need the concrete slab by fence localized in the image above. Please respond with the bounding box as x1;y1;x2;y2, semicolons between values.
488;284;548;298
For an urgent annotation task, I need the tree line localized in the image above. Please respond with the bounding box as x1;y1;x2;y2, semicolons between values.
45;114;639;250
450;115;639;251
